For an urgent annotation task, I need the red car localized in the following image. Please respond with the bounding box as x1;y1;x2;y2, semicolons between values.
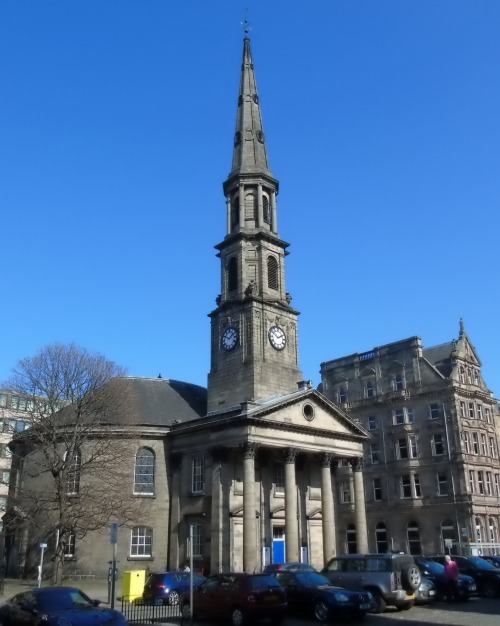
180;572;287;626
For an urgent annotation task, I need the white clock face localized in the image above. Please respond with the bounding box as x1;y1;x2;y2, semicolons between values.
222;326;238;351
268;325;286;351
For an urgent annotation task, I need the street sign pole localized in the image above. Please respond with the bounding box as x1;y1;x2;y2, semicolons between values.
38;543;47;588
109;523;118;609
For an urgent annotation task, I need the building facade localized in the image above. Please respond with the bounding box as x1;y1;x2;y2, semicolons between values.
320;322;500;555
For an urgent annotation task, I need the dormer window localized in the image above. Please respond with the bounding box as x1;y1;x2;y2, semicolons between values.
394;374;405;391
365;380;375;398
338;387;347;403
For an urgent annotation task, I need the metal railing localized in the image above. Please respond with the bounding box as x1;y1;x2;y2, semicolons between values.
119;596;182;624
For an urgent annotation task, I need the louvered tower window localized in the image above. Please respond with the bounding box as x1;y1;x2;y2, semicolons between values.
267;256;278;290
263;196;271;224
228;257;238;292
231;197;239;229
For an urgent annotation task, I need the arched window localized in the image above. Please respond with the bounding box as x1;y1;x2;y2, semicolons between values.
346;524;357;554
375;522;388;553
231;197;239;229
66;449;81;495
245;192;257;222
228;257;238;292
134;448;155;495
263;196;271;224
267;256;278;290
407;521;421;555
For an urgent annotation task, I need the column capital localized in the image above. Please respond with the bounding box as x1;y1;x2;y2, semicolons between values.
284;447;298;464
320;452;334;469
350;457;364;472
240;442;259;460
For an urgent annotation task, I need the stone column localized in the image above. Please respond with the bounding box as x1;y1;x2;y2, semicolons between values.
257;183;263;227
271;191;278;233
243;442;258;573
321;453;336;562
239;184;245;229
284;448;299;562
226;196;231;234
210;448;227;573
351;457;368;553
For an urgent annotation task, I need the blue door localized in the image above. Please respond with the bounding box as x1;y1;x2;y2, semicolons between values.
272;526;285;563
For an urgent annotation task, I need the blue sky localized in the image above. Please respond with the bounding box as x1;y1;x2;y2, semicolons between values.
1;1;499;396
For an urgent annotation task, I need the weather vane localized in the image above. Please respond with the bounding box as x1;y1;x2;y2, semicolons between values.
241;9;251;36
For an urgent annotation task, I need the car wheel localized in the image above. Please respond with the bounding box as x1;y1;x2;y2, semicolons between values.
181;602;192;620
370;592;386;614
402;564;421;591
313;600;330;623
482;581;498;598
168;590;180;606
230;607;246;626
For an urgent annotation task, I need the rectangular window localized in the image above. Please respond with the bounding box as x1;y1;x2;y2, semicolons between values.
340;480;351;503
130;526;152;557
486;472;493;496
489;437;496;458
477;471;485;495
407;407;414;423
368;415;377;431
463;432;470;453
485;407;491;423
480;434;487;456
469;403;475;418
495;474;500;496
365;380;374;398
64;533;76;558
432;433;444;456
373;478;382;501
397;438;408;460
400;475;412;498
469;470;475;493
274;463;284;495
338;387;347;403
370;443;379;464
437;472;448;496
189;522;203;558
1;471;10;484
191;456;204;494
0;393;7;408
460;401;466;418
429;403;440;419
414;474;421;497
477;405;483;420
394;374;405;391
0;496;6;510
409;435;418;459
394;409;404;425
472;432;479;454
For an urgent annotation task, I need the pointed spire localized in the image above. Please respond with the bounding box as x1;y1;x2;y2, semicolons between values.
229;32;273;178
459;318;465;338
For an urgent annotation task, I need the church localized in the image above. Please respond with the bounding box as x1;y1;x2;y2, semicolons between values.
6;31;369;579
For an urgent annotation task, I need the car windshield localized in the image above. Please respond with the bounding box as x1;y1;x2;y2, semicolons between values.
467;556;497;570
37;589;94;611
296;572;332;587
418;560;444;575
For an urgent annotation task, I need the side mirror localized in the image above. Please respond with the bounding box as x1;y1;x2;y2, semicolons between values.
93;600;102;606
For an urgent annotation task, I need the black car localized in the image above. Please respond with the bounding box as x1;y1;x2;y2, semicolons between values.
480;555;500;569
142;571;206;605
430;555;500;598
180;573;287;626
414;557;477;601
272;570;376;622
0;587;126;626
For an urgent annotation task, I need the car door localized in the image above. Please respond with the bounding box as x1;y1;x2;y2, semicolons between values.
323;558;345;586
5;591;37;626
275;572;305;612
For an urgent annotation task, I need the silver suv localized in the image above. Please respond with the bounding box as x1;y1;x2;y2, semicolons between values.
321;553;421;612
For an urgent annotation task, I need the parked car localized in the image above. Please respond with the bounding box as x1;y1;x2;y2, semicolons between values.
0;587;127;626
180;573;287;626
414;576;437;605
321;553;421;612
429;555;500;598
480;555;500;569
142;571;206;605
414;557;477;601
271;569;375;622
263;562;317;573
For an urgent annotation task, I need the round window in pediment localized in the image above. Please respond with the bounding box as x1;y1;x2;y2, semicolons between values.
303;403;315;422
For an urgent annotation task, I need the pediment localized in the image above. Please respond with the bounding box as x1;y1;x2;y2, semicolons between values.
359;367;376;378
388;360;405;372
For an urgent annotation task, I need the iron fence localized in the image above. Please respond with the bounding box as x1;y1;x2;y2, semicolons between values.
119;596;182;624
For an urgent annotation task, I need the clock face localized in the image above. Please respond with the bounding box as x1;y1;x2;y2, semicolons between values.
222;326;238;351
268;325;286;351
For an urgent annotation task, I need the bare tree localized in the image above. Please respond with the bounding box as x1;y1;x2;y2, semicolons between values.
3;343;147;584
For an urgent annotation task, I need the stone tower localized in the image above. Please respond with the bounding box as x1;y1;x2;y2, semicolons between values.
207;32;303;413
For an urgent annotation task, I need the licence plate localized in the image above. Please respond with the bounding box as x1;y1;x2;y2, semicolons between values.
469;585;476;591
264;595;278;603
360;604;371;610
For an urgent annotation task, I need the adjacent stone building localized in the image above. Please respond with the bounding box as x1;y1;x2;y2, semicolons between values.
320;322;500;555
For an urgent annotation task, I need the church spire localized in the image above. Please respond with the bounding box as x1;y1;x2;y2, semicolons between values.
229;32;273;179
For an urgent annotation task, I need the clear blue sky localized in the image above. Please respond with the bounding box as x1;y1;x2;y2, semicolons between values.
1;1;499;396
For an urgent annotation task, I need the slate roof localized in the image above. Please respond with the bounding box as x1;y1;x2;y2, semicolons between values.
423;342;454;378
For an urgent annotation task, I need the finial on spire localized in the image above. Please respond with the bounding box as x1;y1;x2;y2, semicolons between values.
241;9;251;38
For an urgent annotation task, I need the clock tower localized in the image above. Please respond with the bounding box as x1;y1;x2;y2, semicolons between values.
207;31;303;412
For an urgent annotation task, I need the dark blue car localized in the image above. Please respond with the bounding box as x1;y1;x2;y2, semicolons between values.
415;557;477;600
0;587;126;626
272;570;376;622
142;571;206;605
